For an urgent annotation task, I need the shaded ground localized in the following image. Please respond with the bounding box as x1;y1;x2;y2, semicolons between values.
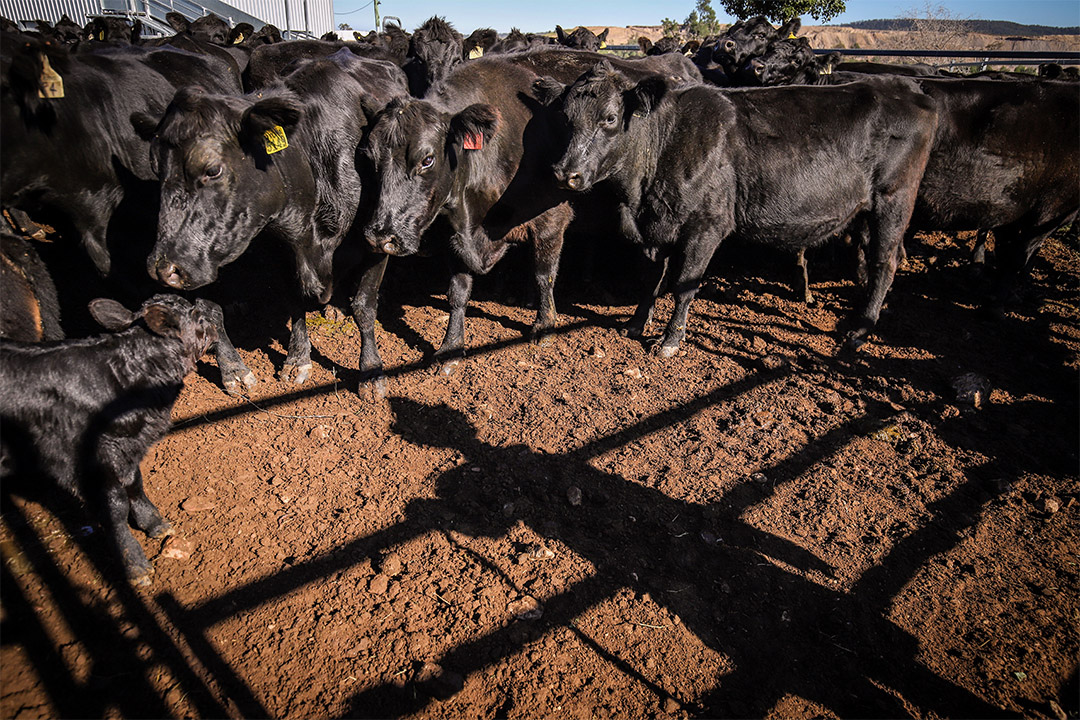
1;230;1078;719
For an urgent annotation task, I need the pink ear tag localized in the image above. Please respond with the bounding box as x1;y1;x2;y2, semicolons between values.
463;131;483;150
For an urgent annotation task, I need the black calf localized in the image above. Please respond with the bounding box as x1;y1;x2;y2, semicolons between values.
0;295;217;584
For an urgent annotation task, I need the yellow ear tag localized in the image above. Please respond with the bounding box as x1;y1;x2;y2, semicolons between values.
38;54;64;99
788;32;797;39
263;125;288;154
599;40;607;48
233;32;245;44
468;45;484;59
98;30;105;40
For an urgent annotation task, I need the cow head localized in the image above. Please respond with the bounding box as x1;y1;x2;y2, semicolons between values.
90;294;219;371
738;36;816;86
713;15;799;75
555;25;609;52
138;86;302;290
405;16;463;95
534;60;667;193
362;97;499;267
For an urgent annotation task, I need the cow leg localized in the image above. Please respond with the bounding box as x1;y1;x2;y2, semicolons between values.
623;251;669;339
846;216;904;350
990;224;1056;311
350;253;389;397
101;475;154;585
201;299;256;396
795;248;814;305
656;233;722;357
126;468;172;539
280;305;313;384
435;266;473;375
530;225;565;347
972;229;990;266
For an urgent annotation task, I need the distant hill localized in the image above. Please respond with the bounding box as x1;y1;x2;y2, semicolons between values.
844;19;1079;36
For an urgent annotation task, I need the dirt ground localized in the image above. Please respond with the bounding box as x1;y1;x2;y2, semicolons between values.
1;228;1078;719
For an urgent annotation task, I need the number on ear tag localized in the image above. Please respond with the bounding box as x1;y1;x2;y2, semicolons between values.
233;32;245;44
463;131;483;150
264;125;288;154
468;45;484;59
38;54;64;99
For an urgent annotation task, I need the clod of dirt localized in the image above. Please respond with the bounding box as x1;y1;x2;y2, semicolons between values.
379;553;402;576
1049;700;1068;720
509;595;543;620
663;696;682;714
309;424;331;439
415;662;465;700
751;473;768;484
624;367;644;380
160;536;194;560
567;486;583;506
590;346;606;359
759;354;788;371
951;372;992;409
181;496;216;512
368;574;389;594
519;545;555;563
1037;496;1062;515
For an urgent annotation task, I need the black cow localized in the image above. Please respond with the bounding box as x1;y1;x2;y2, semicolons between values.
489;28;557;54
638;36;689;56
361;55;576;370
36;15;82;44
83;16;141;44
244;38;400;90
165;12;230;44
536;61;938;354
463;27;498;60
909;78;1079;303
736;36;841;86
711;15;800;77
404;16;464;96
555;25;608;52
0;294;216;584
0;231;62;341
143;49;408;388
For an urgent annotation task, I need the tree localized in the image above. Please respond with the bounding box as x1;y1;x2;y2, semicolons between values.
664;0;725;40
718;0;845;23
338;22;352;31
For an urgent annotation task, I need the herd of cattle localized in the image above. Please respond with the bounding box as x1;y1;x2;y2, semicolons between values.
0;13;1077;582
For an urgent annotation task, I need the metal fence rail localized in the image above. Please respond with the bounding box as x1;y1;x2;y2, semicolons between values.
605;45;1080;67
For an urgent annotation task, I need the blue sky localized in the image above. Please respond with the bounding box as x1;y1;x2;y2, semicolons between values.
333;0;1080;34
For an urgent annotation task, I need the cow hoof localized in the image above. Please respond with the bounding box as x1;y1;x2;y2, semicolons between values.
532;333;554;348
621;324;646;339
843;333;869;352
361;374;389;400
280;363;312;385
128;564;154;587
656;344;680;359
223;370;257;396
147;520;174;539
439;358;462;376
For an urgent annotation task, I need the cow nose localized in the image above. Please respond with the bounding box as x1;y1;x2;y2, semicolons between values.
564;172;584;191
750;59;765;77
153;258;188;289
723;39;735;52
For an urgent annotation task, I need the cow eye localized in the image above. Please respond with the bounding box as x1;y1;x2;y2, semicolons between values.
420;155;435;170
204;164;223;180
603;113;617;126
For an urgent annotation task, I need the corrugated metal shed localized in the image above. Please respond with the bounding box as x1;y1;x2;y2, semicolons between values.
0;0;333;36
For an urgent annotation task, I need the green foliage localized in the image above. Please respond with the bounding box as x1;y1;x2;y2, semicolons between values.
667;0;725;39
718;0;845;23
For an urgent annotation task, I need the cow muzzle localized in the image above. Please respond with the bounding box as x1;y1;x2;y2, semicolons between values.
555;168;588;192
151;257;189;289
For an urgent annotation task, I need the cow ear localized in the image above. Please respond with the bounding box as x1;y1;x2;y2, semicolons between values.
449;104;499;150
130;110;161;141
241;92;303;152
166;12;189;33
555;25;567;43
532;76;566;106
597;28;609;43
142;303;182;338
89;298;136;331
777;17;800;38
682;39;701;55
130;19;142;42
638;36;652;54
628;75;667;119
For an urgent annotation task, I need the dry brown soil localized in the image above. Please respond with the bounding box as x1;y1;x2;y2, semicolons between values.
2;230;1078;719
